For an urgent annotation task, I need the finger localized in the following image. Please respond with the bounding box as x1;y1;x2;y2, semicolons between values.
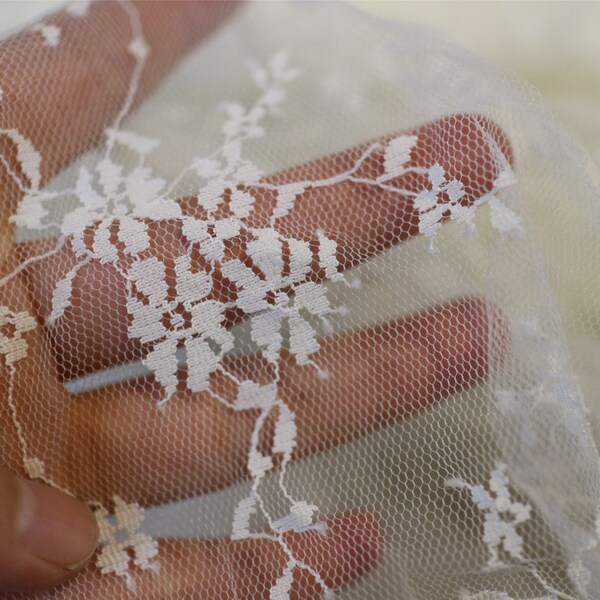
59;297;505;506
23;114;512;380
243;112;512;260
0;464;98;593
38;511;383;599
0;0;239;197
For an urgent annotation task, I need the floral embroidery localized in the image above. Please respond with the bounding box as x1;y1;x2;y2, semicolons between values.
445;462;531;568
0;307;36;366
414;164;521;250
93;497;159;589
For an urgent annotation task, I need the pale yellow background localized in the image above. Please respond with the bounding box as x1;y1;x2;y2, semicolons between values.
349;1;600;166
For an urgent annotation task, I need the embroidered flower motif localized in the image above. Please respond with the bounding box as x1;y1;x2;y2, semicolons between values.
446;463;531;568
414;163;467;242
126;255;231;406
414;162;521;249
94;497;158;589
222;228;342;367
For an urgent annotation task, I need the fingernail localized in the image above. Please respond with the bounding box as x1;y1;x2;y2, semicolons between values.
16;479;99;572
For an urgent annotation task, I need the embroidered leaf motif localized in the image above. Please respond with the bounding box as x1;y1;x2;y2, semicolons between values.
181;217;209;244
234;163;262;184
31;23;61;47
446;463;531;568
214;218;241;240
174;255;211;305
0;129;42;191
185;337;219;392
288;238;312;283
127;298;167;344
294;282;330;316
92;219;118;264
106;129;159;155
272;403;297;455
230;189;255;218
97;157;123;197
125;167;167;209
48;267;79;326
129;257;168;307
270;567;294;600
251;309;284;363
222;259;270;314
248;229;284;287
248;449;273;479
273;183;307;220
317;231;343;282
76;166;105;210
414;163;466;242
0;307;37;365
288;313;319;365
193;157;221;179
231;495;257;540
198;179;226;211
383;134;417;179
118;216;150;256
143;338;178;398
488;197;522;234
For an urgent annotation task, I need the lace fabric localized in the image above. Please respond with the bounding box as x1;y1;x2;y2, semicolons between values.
1;1;600;598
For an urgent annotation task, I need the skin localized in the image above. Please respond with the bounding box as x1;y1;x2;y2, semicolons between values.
0;1;512;597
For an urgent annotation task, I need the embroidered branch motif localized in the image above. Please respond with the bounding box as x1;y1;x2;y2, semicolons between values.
0;307;47;481
93;497;159;589
446;463;531;569
413;164;521;250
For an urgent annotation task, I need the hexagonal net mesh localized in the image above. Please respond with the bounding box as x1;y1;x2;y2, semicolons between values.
1;1;600;598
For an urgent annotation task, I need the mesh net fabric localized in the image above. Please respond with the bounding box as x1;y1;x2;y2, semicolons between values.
1;1;600;598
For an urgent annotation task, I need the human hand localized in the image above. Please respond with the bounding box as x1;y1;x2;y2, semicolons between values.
0;1;510;597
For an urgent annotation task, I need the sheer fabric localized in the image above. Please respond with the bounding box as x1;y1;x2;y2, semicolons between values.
1;1;600;598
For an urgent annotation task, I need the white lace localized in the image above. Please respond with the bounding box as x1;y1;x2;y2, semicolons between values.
2;1;600;598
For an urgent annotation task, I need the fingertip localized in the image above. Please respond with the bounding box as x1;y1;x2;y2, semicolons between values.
289;510;385;593
431;296;510;389
414;113;514;204
0;468;99;592
321;510;385;587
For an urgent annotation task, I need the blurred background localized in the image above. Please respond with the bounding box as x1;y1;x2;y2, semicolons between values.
350;1;600;167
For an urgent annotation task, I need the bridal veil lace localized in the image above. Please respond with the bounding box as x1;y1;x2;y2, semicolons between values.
1;1;600;598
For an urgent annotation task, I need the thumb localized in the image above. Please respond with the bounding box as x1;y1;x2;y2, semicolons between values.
0;465;99;592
